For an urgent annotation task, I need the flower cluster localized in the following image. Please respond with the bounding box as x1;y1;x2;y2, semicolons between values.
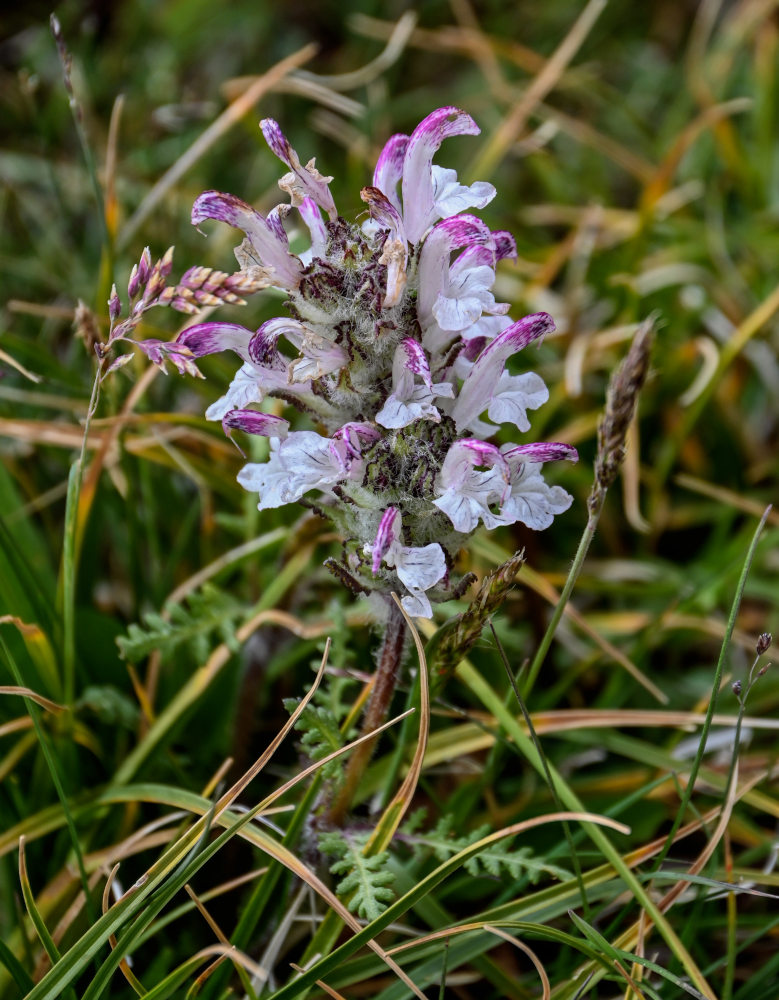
161;107;577;617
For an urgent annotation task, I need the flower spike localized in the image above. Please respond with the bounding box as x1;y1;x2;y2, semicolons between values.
149;109;577;617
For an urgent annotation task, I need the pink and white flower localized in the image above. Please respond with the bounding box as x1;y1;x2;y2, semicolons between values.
450;313;553;434
494;443;578;529
237;429;364;510
367;508;447;618
433;439;510;533
376;338;453;429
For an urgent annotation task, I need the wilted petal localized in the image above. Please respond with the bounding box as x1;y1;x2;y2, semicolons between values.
402;107;482;243
361;186;405;238
261;118;337;219
192;190;303;290
361;186;408;307
378;237;409;308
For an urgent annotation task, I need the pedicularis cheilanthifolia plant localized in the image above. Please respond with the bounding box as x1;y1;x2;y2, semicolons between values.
107;107;577;624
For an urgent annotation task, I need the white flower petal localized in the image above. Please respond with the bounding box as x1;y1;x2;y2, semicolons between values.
432;167;496;220
493;461;573;530
486;371;549;432
205;364;263;420
376;386;441;428
394;542;447;598
400;589;434;619
237;431;346;510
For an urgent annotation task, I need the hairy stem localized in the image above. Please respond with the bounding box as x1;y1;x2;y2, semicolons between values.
329;598;407;825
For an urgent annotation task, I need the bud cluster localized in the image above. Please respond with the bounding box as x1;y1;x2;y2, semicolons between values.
131;107;578;616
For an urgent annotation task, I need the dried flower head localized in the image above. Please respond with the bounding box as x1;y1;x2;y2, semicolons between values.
133;108;578;616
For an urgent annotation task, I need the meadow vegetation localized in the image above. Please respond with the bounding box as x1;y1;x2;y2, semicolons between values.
0;2;777;998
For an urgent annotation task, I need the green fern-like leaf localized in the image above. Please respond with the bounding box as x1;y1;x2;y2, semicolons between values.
284;700;345;781
410;816;571;885
116;584;245;662
319;831;395;922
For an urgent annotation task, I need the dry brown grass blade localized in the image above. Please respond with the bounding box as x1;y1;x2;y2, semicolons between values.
350;13;654;182
210;638;331;820
583;609;757;652
422;707;779;768
6;301;75;320
361;594;430;855
0;682;64;716
289;963;349;1000
390;919;552;998
484;924;552;1000
117;43;318;249
676;473;779;526
101;863;145;995
103;664;427;996
256;709;415;816
242;736;428;1000
32;818;262;933
116;612;326;787
294;10;416;91
39;869;103;976
185;943;268;988
201;757;233;799
469;0;607;178
576;766;770;998
184;883;232;953
0;419;105;452
622;419;650;533
0;347;43;383
0;717;33;738
587;773;754;999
